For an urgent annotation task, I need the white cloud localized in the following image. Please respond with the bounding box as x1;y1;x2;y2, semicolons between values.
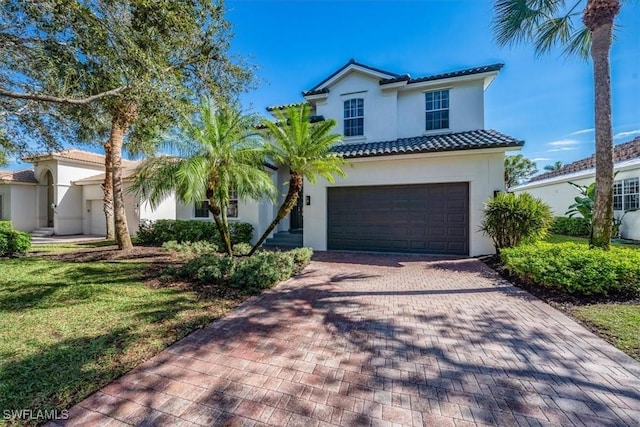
531;157;551;161
548;138;580;147
548;147;577;152
569;128;594;136
614;129;640;139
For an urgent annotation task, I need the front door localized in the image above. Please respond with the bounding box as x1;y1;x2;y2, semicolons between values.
289;190;303;231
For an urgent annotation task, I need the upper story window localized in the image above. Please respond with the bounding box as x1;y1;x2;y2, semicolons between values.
425;90;450;131
194;190;239;219
344;98;364;137
613;178;639;211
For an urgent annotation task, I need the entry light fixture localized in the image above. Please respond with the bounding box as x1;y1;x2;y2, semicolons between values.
305;196;311;206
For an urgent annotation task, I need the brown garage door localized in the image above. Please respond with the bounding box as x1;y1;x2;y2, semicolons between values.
327;183;469;255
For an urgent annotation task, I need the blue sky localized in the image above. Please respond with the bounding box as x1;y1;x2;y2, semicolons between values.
5;0;639;172
227;0;640;171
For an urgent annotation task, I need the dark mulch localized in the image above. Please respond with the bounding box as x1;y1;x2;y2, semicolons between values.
41;245;178;264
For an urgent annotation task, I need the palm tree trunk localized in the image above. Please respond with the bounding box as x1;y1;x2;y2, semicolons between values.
584;0;620;249
249;173;303;256
207;199;233;256
103;141;115;240
109;103;136;251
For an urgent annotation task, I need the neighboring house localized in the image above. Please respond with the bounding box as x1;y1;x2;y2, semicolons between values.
511;137;640;240
0;59;524;255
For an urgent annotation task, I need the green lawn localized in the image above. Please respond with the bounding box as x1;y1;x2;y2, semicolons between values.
0;246;242;425
573;305;640;361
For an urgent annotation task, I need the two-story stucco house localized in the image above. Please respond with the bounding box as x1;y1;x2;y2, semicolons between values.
0;59;523;255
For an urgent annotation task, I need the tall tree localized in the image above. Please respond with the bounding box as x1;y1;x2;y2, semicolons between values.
544;160;564;171
131;100;274;256
249;105;346;255
493;0;621;249
505;154;538;188
0;1;251;249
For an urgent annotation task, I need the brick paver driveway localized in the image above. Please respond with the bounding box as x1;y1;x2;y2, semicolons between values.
54;253;640;426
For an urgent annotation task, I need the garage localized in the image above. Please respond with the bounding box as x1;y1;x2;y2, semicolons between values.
89;199;107;236
327;182;469;255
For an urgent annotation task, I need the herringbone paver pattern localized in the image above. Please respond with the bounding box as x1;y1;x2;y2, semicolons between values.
50;253;640;426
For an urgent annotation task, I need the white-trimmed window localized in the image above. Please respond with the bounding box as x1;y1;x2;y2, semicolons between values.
194;190;239;219
344;98;364;137
613;178;639;211
613;181;623;210
425;90;449;131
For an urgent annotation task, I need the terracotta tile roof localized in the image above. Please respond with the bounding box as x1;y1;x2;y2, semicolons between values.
23;149;137;166
0;169;38;183
331;129;523;159
379;64;504;85
529;137;640;183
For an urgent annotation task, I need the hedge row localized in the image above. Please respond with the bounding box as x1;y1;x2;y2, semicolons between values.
501;242;640;295
173;247;313;294
137;219;253;246
0;221;31;257
549;216;590;237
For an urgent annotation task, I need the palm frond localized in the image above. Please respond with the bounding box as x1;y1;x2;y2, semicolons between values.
493;0;589;59
563;26;591;59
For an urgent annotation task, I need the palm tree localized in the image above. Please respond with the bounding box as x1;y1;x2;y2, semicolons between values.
505;154;538;188
493;0;621;249
249;104;346;255
131;99;275;256
544;161;564;171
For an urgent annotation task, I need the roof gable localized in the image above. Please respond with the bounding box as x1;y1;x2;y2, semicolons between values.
303;59;399;96
529;136;640;183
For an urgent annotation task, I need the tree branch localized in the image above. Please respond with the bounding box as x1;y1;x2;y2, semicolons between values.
0;86;127;105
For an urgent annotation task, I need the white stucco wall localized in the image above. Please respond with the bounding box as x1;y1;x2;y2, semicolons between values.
303;149;506;256
314;71;399;143
310;71;486;143
11;185;37;232
512;162;640;240
0;184;37;231
396;80;484;138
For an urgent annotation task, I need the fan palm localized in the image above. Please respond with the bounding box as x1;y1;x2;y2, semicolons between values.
544;160;564;171
493;0;621;249
249;104;346;255
131;99;275;256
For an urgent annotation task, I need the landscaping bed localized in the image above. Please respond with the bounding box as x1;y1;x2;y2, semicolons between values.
0;242;310;426
481;235;640;362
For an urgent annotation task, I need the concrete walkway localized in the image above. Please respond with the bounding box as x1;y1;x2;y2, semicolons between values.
51;253;640;426
30;235;107;245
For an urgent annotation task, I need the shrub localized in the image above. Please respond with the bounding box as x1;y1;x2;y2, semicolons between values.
550;216;591;237
162;240;219;257
288;247;313;272
177;255;235;283
501;242;640;295
0;223;31;257
136;219;253;247
480;192;553;252
230;252;295;293
172;248;310;294
233;242;252;256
